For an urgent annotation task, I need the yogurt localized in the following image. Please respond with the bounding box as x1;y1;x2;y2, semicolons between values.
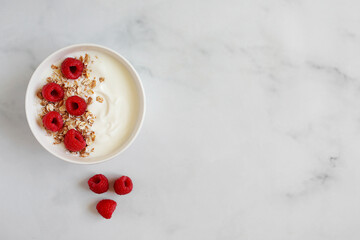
29;44;144;164
83;51;141;157
43;50;142;159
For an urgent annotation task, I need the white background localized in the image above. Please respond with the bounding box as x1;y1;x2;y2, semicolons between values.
1;0;360;239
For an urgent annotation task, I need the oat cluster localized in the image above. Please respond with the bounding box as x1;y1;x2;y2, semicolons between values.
37;54;105;157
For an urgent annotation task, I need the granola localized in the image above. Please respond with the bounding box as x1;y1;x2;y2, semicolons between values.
37;54;104;157
96;96;104;103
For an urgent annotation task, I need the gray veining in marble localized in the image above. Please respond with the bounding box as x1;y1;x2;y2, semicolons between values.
1;0;360;239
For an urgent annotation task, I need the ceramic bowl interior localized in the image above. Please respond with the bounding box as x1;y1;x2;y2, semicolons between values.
25;44;145;164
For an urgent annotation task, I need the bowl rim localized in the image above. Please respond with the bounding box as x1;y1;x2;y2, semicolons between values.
25;43;146;164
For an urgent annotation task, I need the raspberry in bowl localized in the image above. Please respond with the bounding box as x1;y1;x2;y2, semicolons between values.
25;44;145;164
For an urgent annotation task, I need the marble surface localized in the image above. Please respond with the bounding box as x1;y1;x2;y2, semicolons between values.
1;0;360;239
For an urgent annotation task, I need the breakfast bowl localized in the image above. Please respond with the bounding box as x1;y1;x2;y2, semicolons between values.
25;44;145;164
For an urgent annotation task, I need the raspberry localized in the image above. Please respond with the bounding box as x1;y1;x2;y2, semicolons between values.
114;176;133;195
64;129;86;152
61;58;84;79
96;199;117;219
42;111;63;132
41;83;64;102
66;96;87;116
88;174;109;194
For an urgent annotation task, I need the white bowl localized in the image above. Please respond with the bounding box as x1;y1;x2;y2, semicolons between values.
25;44;145;164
